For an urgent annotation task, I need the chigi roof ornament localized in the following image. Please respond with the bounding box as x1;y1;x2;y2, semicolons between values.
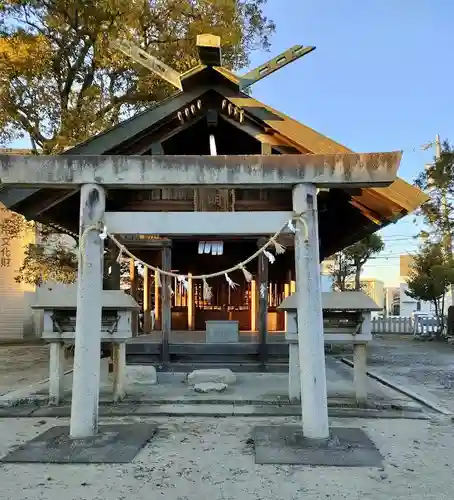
111;34;315;93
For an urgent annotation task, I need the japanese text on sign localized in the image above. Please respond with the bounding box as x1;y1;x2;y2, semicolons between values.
0;235;12;267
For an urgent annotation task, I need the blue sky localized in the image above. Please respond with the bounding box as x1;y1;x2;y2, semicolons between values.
8;1;454;284
244;0;454;285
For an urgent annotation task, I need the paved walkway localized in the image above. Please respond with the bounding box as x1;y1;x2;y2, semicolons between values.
0;345;72;396
1;336;453;414
0;354;420;415
352;335;454;412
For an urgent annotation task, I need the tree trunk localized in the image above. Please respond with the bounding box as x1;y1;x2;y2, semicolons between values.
439;294;446;338
433;299;442;339
354;261;361;291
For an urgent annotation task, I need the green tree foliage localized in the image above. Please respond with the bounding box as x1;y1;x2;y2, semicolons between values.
344;234;385;290
405;242;454;334
0;0;274;283
0;0;275;153
415;140;454;251
0;205;78;285
329;251;354;292
330;234;385;291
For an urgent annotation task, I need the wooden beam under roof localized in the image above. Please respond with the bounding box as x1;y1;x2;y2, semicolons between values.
66;88;208;155
219;114;300;152
220;87;429;217
349;199;383;226
20;189;79;218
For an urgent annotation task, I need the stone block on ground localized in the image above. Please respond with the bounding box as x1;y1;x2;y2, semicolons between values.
125;365;157;385
187;369;236;386
254;425;383;466
193;382;228;393
0;424;157;464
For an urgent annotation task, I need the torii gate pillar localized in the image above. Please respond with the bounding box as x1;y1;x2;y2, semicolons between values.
292;183;329;439
70;183;106;438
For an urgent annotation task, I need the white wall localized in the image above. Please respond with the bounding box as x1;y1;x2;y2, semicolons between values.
320;274;334;292
0;205;37;339
399;282;434;317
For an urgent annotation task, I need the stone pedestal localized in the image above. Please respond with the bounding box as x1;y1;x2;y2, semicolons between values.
205;320;239;343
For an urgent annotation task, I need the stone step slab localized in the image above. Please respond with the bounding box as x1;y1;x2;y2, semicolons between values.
187;368;236;385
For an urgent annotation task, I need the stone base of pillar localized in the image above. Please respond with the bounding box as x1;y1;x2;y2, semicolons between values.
353;343;368;406
288;343;301;403
253;425;383;466
49;342;65;406
112;343;126;402
0;424;158;464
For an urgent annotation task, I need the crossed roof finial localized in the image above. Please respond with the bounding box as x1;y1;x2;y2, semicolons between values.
112;33;315;93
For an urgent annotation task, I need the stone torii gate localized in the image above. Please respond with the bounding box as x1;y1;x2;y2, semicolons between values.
0;152;401;439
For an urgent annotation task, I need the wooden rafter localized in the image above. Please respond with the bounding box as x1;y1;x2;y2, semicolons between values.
349;199;383;226
23;189;79;217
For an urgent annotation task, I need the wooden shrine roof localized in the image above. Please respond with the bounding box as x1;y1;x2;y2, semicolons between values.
0;45;428;254
59;66;428;220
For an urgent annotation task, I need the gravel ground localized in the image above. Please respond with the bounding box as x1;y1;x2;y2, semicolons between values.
362;335;454;412
0;346;62;396
0;415;453;500
0;338;453;499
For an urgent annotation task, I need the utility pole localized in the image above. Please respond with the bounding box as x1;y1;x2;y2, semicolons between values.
435;133;442;158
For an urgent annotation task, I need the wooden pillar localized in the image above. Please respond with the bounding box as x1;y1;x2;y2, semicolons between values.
129;259;138;335
284;282;290;332
143;267;151;333
106;242;121;375
154;268;160;327
102;240;110;290
109;243;121;290
293;183;329;439
161;244;172;363
103;240;120;290
250;280;257;331
257;238;268;367
70;183;105;439
187;272;194;330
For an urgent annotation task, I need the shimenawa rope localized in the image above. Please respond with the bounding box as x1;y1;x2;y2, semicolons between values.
78;213;309;299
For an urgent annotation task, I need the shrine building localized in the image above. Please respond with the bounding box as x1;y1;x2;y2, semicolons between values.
0;35;426;368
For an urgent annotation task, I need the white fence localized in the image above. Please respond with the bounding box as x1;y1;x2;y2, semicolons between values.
371;317;414;334
372;316;442;335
